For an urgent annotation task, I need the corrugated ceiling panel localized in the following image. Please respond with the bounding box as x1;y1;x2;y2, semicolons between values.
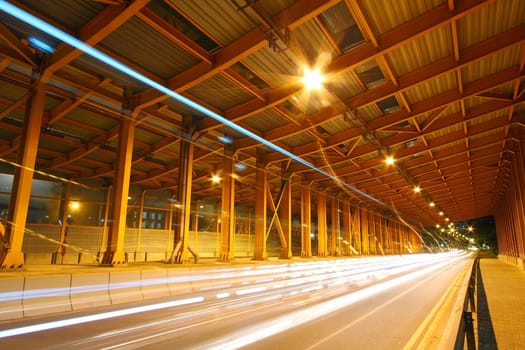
0;78;28;102
319;115;350;135
293;89;339;115
85;150;115;165
242;109;289;133
259;0;297;16
280;132;315;149
330;70;365;100
17;0;103;32
168;0;254;45
458;0;525;49
50;122;98;141
66;107;118;131
387;27;452;77
405;71;457;105
74;53;150;92
485;81;515;98
361;0;445;35
290;20;339;66
461;46;521;85
134;128;163;145
186;73;253;111
443;101;461;116
357;104;382;122
100;17;199;80
38;139;76;154
426;122;463;141
468;127;505;142
242;46;297;88
467;109;507;127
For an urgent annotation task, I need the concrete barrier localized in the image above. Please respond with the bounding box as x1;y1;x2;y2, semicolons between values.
70;273;111;310
140;270;170;300
22;274;72;317
167;269;193;296
108;271;143;305
0;277;25;321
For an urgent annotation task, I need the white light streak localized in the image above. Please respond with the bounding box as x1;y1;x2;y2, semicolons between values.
0;297;203;339
0;0;385;207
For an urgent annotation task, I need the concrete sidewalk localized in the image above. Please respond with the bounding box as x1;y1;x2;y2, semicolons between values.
477;258;525;349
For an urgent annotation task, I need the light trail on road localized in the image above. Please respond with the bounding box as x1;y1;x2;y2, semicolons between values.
0;251;471;349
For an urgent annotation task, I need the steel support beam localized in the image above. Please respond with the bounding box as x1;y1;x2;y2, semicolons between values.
300;181;312;257
101;111;134;265
218;148;236;261
317;191;328;257
170;116;194;263
279;174;292;259
254;154;267;260
330;196;340;256
0;72;46;270
361;207;369;255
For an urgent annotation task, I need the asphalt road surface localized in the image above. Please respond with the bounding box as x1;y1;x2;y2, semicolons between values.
0;252;472;349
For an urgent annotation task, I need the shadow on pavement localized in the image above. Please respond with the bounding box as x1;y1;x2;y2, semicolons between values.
477;257;498;350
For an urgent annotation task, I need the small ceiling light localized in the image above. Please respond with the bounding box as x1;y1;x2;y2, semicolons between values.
435;224;440;228
211;174;221;184
413;185;421;193
445;217;450;222
302;67;324;90
429;201;435;207
439;211;444;216
385;155;395;165
70;201;79;210
468;226;473;232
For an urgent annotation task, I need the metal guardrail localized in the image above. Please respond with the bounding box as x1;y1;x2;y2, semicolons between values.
454;256;479;349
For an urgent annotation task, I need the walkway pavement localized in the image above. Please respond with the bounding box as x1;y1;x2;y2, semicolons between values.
478;257;525;349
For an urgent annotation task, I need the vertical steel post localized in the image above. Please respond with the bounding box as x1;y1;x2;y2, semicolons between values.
1;71;46;270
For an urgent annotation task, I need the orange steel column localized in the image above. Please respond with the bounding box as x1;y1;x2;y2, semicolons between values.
317;191;327;256
300;181;312;257
515;137;525;259
170;117;194;263
56;180;72;262
1;74;46;270
360;207;369;255
330;195;340;256
279;174;292;259
368;212;376;254
253;156;267;260
509;159;525;259
101;114;134;265
342;201;351;255
218;149;235;261
352;206;361;254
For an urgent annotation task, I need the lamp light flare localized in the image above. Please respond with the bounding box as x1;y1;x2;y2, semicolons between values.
385;155;395;165
302;67;324;90
429;201;435;207
413;185;421;193
211;175;221;184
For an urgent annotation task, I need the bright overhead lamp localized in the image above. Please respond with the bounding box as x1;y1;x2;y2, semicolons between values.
385;155;395;165
211;174;221;184
429;201;435;207
302;67;324;90
438;211;444;216
413;185;421;193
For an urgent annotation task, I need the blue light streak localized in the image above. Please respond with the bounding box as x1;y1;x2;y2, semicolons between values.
27;37;55;53
0;1;384;206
